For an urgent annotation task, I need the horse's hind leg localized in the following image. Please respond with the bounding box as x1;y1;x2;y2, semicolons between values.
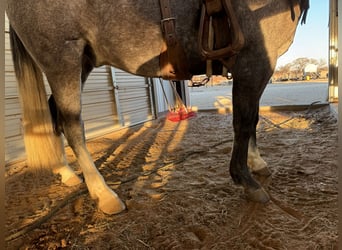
47;52;95;186
45;54;125;214
46;95;82;186
52;132;83;186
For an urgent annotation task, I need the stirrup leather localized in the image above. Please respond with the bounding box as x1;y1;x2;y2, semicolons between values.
199;0;245;61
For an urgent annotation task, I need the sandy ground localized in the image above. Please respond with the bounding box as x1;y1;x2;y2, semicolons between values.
5;106;337;249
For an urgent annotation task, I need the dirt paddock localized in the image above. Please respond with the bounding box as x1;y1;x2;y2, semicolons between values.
5;106;337;249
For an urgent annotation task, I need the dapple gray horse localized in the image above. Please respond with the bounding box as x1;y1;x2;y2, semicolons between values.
6;0;308;214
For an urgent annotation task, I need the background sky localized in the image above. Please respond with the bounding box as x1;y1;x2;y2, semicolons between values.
276;0;329;68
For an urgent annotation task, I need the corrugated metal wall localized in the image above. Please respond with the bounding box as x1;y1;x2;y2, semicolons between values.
152;79;190;116
82;66;120;138
152;78;176;116
5;55;120;164
5;17;25;162
112;69;154;126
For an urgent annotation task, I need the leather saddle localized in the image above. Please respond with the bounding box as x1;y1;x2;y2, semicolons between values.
159;0;245;79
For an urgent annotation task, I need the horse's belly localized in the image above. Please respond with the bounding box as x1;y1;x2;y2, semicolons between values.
93;35;164;77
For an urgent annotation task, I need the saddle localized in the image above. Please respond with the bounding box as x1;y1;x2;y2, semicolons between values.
159;0;244;79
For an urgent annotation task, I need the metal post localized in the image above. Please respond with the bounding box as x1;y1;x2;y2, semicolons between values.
338;0;342;246
147;78;156;119
0;2;5;248
339;0;342;102
328;0;338;102
110;67;125;126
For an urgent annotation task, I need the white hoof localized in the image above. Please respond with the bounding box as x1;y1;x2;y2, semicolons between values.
54;165;83;186
97;187;126;215
63;174;83;186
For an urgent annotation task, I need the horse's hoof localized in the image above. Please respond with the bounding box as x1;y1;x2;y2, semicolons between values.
54;165;83;186
252;167;272;177
98;189;126;215
245;187;270;203
64;175;83;186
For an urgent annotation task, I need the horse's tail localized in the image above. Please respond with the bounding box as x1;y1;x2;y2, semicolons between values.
9;26;61;174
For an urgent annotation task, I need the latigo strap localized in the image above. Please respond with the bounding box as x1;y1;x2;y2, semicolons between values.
159;0;190;80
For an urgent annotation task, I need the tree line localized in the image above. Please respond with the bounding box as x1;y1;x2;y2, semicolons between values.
273;58;328;81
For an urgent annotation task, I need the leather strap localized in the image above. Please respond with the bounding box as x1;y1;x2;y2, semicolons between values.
199;0;245;63
159;0;190;80
160;0;177;47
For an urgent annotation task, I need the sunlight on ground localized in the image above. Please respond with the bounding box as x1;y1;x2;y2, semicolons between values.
214;96;232;109
191;95;232;114
214;96;233;114
108;126;150;171
131;119;189;200
259;112;312;131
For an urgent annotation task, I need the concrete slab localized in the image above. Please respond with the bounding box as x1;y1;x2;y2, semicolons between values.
189;82;331;113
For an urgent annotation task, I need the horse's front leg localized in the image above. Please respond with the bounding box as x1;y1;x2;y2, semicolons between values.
230;83;270;203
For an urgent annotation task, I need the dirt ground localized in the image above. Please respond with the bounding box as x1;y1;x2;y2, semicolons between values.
5;106;338;249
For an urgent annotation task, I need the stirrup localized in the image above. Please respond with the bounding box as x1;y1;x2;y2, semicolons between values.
198;0;245;60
